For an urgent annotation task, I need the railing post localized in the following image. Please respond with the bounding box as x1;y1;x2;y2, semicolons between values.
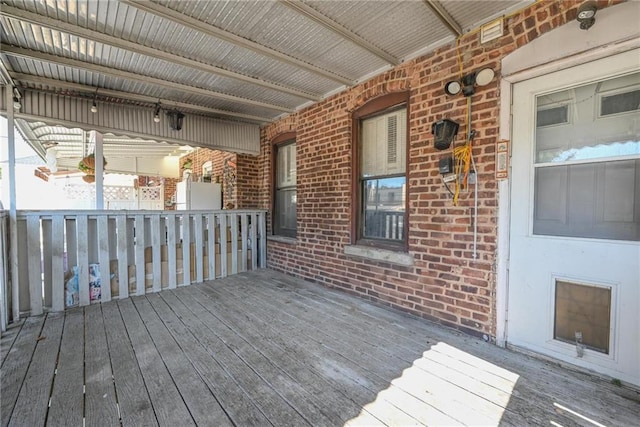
97;215;111;303
116;215;129;299
0;213;8;330
51;216;65;312
151;214;162;293
134;214;146;296
259;211;267;269
76;215;90;306
220;214;228;278
166;214;177;289
26;215;43;315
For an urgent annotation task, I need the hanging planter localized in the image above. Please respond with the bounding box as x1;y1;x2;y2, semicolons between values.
78;153;107;184
79;153;107;171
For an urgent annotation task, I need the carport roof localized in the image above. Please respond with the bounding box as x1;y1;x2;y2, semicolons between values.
1;0;533;159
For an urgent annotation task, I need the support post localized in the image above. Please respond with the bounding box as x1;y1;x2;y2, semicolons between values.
5;87;19;322
92;130;104;209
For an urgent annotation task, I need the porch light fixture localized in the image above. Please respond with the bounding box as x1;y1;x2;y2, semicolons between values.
153;103;161;123
432;119;460;150
444;67;495;97
90;89;98;113
12;87;21;110
577;1;597;30
167;109;185;131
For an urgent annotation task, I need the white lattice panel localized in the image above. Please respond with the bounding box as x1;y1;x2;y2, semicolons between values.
64;185;95;200
139;186;162;201
104;186;134;201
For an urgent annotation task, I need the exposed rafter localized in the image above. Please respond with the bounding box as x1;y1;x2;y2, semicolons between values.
423;0;463;37
10;74;271;123
120;0;353;86
0;5;319;102
1;45;293;114
0;58;13;86
278;0;398;66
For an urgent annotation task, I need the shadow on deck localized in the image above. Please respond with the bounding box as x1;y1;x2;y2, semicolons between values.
1;270;638;426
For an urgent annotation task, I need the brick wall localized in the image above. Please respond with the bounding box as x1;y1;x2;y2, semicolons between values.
163;177;179;210
251;0;623;339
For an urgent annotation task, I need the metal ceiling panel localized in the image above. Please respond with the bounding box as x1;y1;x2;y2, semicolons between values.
2;18;310;108
440;0;530;32
2;0;539;163
7;58;290;120
2;87;261;154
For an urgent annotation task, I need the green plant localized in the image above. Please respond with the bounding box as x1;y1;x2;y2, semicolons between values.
78;153;107;174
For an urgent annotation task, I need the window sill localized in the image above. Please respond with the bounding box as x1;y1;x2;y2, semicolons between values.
344;245;414;267
268;235;297;245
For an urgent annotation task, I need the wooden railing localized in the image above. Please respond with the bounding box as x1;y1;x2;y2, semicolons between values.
0;211;8;332
4;210;266;322
364;210;405;240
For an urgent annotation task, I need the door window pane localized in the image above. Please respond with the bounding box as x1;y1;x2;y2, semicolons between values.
534;72;640;241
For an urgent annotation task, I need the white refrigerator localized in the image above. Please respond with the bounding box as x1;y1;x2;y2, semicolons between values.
176;181;222;210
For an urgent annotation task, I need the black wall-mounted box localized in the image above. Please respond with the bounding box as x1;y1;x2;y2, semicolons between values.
439;157;453;174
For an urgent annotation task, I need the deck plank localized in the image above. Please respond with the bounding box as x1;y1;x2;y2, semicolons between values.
131;294;232;427
10;313;63;426
2;270;638;427
158;290;310;427
117;297;195;427
0;321;23;369
101;300;157;427
47;308;85;426
84;304;119;427
258;271;637;426
214;275;575;427
181;285;382;425
166;289;335;427
195;282;434;426
0;316;44;427
146;291;271;426
275;272;638;425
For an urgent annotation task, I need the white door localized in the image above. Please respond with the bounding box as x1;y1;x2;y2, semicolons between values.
508;49;640;386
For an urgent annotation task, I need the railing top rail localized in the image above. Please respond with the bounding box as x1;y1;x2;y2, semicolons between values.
16;209;268;219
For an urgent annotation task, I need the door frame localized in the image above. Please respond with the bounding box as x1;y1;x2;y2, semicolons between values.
496;3;640;347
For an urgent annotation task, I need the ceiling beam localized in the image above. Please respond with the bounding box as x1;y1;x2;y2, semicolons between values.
11;73;272;123
0;5;319;102
423;0;463;37
2;45;293;113
278;0;398;66
0;58;13;85
120;0;353;86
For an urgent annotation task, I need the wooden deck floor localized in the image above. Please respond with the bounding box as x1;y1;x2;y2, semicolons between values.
1;270;638;427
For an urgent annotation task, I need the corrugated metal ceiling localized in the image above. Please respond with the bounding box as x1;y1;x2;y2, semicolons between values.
1;0;534;166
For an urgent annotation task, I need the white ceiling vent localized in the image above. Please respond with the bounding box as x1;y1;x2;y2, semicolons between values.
481;18;504;44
